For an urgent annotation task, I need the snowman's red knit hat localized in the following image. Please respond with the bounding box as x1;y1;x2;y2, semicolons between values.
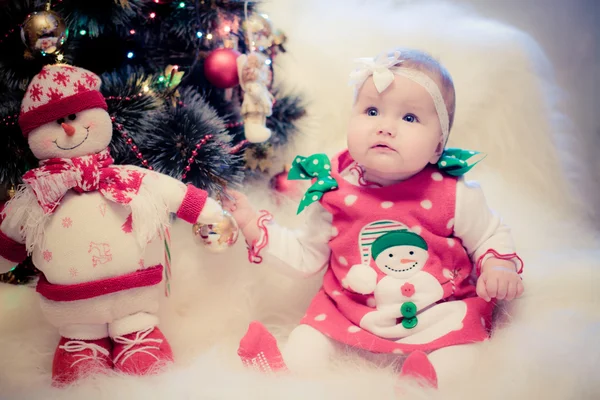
18;64;107;137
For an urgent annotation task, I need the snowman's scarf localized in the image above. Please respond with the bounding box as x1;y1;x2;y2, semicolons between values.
22;149;142;214
4;149;170;253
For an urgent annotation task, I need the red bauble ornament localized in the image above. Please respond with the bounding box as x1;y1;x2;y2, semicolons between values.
269;167;301;203
204;48;241;89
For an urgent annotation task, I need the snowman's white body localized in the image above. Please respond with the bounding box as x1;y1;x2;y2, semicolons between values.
0;107;221;339
356;244;468;344
30;175;165;285
1;164;190;337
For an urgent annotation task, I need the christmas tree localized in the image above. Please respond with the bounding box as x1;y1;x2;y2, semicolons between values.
0;0;306;284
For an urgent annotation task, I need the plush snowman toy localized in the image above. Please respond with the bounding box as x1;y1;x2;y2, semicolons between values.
0;64;223;386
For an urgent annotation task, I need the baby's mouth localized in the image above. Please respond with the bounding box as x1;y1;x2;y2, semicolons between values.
371;143;396;152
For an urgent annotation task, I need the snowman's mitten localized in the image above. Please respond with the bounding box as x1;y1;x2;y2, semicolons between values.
196;197;224;224
176;185;222;225
346;264;377;295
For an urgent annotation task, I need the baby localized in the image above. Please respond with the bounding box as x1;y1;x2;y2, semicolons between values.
224;49;524;389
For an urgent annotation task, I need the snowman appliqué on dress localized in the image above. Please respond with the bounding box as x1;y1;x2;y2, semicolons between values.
345;220;468;345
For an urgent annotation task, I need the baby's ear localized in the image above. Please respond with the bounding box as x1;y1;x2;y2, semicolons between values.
429;140;444;164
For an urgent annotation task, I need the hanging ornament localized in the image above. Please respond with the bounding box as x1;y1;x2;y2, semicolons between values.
193;210;239;253
20;10;67;57
237;52;274;143
244;144;273;172
269;165;301;199
164;65;185;88
204;48;241;89
8;185;16;199
244;13;273;51
243;13;287;55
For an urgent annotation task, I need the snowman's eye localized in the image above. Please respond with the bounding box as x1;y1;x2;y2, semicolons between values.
56;118;65;125
68;114;77;121
388;254;393;258
409;251;414;255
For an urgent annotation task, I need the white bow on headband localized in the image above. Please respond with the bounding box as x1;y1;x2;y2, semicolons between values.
348;50;451;142
349;51;404;93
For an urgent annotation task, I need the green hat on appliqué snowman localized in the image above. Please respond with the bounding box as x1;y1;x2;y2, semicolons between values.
358;221;430;279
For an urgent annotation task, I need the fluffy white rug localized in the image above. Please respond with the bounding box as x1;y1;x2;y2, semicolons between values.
1;1;599;399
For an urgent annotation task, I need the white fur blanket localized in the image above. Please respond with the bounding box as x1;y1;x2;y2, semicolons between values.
1;1;598;399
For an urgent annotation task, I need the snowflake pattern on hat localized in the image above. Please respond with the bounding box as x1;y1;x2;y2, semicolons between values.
20;64;101;113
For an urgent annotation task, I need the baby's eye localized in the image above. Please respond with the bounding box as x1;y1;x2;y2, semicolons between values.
403;114;418;123
366;107;379;117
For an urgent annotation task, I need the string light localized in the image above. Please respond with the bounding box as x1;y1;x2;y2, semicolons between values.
178;2;185;8
130;29;136;35
149;12;156;19
105;92;145;101
56;54;64;61
79;29;87;35
196;31;203;38
265;59;272;65
224;25;231;33
206;33;213;40
127;51;134;59
143;85;150;92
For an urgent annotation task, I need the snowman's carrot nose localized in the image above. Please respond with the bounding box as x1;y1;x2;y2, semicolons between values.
401;259;416;264
61;123;76;136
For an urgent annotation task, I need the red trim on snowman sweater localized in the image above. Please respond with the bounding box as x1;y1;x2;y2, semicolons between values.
176;185;208;224
19;91;108;137
36;264;163;302
0;229;26;264
475;249;524;276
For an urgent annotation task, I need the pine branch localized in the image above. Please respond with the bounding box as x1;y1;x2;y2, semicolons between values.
0;95;37;186
140;87;244;195
267;88;307;148
101;66;164;165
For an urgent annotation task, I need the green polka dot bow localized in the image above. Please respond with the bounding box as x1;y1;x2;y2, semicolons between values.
437;148;486;177
288;153;339;214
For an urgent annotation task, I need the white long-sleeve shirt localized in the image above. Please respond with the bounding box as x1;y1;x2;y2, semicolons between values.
258;169;520;278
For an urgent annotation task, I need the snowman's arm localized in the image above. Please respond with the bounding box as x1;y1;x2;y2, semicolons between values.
0;207;27;274
453;178;523;275
345;264;377;295
255;203;332;278
143;170;223;224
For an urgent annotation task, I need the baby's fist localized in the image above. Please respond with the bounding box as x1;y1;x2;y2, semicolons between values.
476;259;523;302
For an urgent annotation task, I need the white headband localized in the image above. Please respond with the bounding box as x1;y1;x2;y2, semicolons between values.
349;51;450;142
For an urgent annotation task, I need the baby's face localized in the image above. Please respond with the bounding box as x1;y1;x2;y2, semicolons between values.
347;74;443;183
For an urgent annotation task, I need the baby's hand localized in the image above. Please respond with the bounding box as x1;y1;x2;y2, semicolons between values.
222;189;257;230
476;258;524;302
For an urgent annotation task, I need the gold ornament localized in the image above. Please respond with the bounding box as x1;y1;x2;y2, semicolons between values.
8;185;16;199
244;144;273;172
193;210;239;252
20;10;67;57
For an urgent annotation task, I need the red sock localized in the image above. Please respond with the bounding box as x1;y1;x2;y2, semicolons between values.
237;321;287;373
399;351;438;389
